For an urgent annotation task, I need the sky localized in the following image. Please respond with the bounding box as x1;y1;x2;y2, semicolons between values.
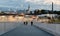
0;0;60;11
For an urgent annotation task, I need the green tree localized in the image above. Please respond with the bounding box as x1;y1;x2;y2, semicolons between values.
34;9;41;15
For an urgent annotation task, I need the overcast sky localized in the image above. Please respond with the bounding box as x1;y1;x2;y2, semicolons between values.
0;0;60;11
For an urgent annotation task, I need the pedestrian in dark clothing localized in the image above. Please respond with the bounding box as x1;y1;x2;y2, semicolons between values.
24;21;25;25
26;21;28;25
31;21;33;25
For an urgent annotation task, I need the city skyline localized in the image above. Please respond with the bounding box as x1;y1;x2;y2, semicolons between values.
0;0;60;11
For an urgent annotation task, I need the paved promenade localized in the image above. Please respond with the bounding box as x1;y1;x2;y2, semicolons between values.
0;23;54;36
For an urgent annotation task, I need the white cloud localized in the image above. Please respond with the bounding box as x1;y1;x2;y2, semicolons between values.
0;0;8;3
0;5;20;8
12;0;18;1
25;0;60;5
0;5;13;7
0;0;60;10
44;0;60;5
20;4;24;8
25;0;40;3
25;0;40;4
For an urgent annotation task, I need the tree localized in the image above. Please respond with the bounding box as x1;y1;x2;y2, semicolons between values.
34;9;41;15
0;11;6;14
41;10;46;14
30;11;33;15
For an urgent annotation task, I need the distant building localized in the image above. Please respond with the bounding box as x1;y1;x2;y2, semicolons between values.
37;14;58;23
26;5;30;14
38;14;58;18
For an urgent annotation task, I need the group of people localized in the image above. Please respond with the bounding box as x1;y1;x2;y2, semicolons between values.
24;21;33;25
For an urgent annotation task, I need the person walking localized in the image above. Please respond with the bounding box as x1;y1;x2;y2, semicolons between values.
26;21;28;25
24;21;25;25
24;21;28;25
31;21;33;26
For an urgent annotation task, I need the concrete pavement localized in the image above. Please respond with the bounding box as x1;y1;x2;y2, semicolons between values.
0;23;54;36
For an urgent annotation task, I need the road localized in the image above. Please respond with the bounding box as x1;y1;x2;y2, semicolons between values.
0;23;54;36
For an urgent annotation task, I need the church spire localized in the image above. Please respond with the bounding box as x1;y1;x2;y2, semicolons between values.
27;4;30;13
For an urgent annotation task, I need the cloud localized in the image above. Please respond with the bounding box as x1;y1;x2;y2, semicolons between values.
0;0;60;10
11;0;18;1
25;0;60;5
0;5;21;9
44;0;60;5
25;0;40;3
0;5;13;7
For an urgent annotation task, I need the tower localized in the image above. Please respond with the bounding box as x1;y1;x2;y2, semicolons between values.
52;2;53;12
27;4;30;13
